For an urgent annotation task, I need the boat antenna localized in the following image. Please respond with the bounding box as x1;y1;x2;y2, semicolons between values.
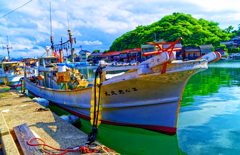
67;13;70;29
50;2;54;56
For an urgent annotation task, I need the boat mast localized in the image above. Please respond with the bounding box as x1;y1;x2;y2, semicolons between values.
67;14;74;62
50;2;54;56
2;36;12;61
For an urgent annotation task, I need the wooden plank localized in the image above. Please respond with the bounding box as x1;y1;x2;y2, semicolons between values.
13;123;42;155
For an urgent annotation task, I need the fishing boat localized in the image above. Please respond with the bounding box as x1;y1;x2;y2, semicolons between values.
24;33;221;135
0;36;38;87
0;60;38;87
0;60;24;87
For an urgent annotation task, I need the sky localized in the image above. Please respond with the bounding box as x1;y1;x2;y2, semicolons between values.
0;0;240;58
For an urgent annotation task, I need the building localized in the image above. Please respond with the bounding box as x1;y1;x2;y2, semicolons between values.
111;51;121;62
215;48;227;57
119;49;132;62
87;52;103;64
129;48;141;62
141;44;158;60
199;44;214;55
231;36;240;45
184;48;201;60
220;41;237;48
100;51;117;62
79;50;91;62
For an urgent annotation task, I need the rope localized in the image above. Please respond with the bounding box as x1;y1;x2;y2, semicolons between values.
28;138;118;155
86;66;102;145
28;137;90;155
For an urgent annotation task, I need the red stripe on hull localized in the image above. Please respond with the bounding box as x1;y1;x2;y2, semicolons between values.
28;90;177;135
8;84;22;87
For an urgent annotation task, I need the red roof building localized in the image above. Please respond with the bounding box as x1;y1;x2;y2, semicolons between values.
100;48;141;62
100;51;117;61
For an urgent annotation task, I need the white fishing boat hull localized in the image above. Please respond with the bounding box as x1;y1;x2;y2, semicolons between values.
0;69;38;87
0;75;24;87
25;60;208;135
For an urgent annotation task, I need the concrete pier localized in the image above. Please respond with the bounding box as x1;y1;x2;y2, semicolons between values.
0;86;93;155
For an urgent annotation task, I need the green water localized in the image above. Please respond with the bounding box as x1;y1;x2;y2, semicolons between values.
48;61;240;154
178;60;240;155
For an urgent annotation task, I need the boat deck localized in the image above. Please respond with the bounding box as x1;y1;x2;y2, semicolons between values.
0;86;106;155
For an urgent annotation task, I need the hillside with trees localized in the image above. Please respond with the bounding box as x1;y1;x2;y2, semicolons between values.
109;13;234;51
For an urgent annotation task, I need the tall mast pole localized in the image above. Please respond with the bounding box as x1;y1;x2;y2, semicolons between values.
3;36;12;60
50;2;54;56
7;36;10;60
67;14;74;62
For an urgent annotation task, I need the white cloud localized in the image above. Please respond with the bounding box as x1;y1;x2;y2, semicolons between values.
78;40;102;45
183;0;240;12
2;0;240;58
13;46;46;58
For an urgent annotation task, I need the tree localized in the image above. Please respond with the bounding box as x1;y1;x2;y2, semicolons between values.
109;13;232;51
225;26;234;33
93;50;100;53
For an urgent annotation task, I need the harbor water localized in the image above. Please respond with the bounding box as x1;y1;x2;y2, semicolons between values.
178;60;240;155
36;60;240;154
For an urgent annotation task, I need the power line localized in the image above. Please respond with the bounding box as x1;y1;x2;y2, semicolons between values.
0;0;33;19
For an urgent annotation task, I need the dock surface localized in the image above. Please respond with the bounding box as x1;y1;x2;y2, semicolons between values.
0;86;88;154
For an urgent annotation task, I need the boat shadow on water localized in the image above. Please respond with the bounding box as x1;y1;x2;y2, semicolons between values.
48;104;187;155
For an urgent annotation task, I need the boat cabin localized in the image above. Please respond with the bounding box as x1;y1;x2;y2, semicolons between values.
38;56;59;72
0;61;23;76
26;56;88;90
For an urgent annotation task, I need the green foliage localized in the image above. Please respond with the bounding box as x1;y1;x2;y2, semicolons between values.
225;26;234;33
228;47;240;53
93;50;100;53
103;50;108;53
110;13;233;51
215;44;227;51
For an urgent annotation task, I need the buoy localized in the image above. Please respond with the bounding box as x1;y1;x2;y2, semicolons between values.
3;78;8;84
90;77;102;127
22;79;25;93
60;115;79;124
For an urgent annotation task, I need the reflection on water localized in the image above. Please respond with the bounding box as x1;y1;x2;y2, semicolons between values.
80;119;185;155
51;61;240;155
178;60;240;154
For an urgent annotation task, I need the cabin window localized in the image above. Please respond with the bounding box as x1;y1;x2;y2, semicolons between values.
40;59;44;66
193;53;197;57
51;59;58;64
45;58;58;67
188;53;192;57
